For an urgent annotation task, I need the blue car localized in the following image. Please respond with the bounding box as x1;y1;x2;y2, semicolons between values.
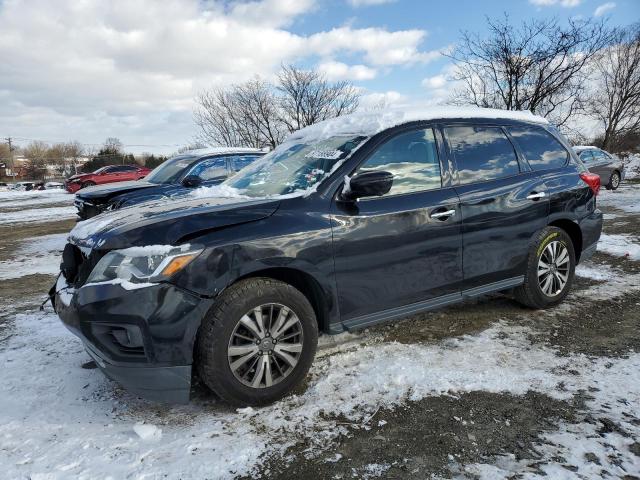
74;148;264;219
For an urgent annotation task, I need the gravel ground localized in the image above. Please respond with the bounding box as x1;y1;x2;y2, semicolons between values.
0;185;639;479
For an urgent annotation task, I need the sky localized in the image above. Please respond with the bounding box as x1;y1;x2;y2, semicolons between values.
0;0;637;155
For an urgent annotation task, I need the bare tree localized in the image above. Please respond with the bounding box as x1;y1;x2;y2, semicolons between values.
449;15;612;126
104;137;123;153
277;65;360;132
194;65;360;149
23;140;49;180
63;141;84;175
588;23;640;151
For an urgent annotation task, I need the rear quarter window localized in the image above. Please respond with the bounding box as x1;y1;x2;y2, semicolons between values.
508;126;569;171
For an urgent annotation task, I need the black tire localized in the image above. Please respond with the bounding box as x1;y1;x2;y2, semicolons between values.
606;170;621;190
514;227;575;309
81;181;95;189
195;277;318;406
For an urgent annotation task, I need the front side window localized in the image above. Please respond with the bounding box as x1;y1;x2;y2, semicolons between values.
188;157;228;181
445;126;520;184
225;136;366;197
357;128;441;196
508;126;568;171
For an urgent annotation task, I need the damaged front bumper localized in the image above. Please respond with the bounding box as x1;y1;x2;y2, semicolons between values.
51;275;213;403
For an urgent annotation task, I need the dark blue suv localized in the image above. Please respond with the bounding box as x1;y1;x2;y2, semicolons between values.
74;148;263;219
52;108;602;406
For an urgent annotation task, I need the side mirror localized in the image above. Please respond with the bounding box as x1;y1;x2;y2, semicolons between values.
181;175;203;188
341;171;393;201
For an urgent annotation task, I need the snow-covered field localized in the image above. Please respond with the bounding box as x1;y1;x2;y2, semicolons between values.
0;185;639;479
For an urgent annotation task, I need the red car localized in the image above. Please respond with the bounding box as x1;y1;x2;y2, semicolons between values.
65;165;152;193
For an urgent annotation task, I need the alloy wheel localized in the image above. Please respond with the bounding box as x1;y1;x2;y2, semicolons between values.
537;240;570;297
611;172;620;189
227;303;304;388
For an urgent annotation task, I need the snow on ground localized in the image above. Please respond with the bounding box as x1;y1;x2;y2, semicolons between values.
598;183;640;214
598;233;640;261
0;233;67;280
0;205;77;225
0;191;72;209
0;189;70;201
1;306;639;479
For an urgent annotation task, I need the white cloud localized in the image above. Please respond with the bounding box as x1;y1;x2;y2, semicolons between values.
347;0;395;6
0;0;435;153
421;74;447;89
358;91;407;111
317;61;377;81
307;27;438;66
529;0;581;7
594;2;616;16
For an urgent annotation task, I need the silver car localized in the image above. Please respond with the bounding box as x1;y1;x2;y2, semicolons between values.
573;146;625;190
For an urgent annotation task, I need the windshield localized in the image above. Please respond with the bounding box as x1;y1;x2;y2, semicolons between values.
144;155;198;184
223;136;366;197
92;167;108;174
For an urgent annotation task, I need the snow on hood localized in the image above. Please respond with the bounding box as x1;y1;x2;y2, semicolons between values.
286;106;549;145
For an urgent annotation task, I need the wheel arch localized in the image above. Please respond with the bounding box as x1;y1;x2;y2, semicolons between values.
231;266;334;334
548;218;583;262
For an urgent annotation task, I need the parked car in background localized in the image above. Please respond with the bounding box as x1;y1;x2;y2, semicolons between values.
9;181;36;191
44;182;65;190
53;107;602;406
573;146;625;190
65;165;152;193
74;148;264;219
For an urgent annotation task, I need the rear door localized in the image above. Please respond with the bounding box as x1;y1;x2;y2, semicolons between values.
331;126;463;325
444;124;550;290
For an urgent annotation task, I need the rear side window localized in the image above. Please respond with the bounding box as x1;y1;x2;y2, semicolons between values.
445;126;519;184
508;126;568;171
358;128;441;196
231;155;260;172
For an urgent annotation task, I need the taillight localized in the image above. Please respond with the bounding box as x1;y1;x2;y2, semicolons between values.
580;172;600;196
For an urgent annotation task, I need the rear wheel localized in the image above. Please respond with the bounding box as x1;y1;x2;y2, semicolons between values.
606;170;620;190
196;278;318;406
514;227;575;309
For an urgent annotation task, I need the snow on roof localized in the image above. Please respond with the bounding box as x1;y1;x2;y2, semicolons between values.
184;147;265;157
286;106;549;144
573;145;599;153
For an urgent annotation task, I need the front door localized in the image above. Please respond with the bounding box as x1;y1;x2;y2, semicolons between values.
331;126;463;326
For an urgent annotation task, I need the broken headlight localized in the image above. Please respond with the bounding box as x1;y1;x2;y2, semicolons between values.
86;245;202;285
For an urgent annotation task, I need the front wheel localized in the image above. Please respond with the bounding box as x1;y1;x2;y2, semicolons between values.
514;227;575;309
196;278;318;406
606;171;621;190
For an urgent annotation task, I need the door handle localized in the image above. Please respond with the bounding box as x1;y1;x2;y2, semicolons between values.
430;209;456;220
526;192;546;200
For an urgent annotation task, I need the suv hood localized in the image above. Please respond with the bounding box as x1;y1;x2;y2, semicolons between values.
77;180;157;201
69;195;280;251
67;173;92;182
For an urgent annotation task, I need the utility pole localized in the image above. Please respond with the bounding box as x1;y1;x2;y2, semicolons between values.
4;137;15;180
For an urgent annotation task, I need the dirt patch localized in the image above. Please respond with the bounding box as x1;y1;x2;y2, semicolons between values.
256;391;578;479
0;219;75;263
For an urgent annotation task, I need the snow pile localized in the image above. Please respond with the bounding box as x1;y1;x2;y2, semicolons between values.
598;233;640;260
622;153;640;180
0;233;66;280
575;262;617;281
133;423;162;441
